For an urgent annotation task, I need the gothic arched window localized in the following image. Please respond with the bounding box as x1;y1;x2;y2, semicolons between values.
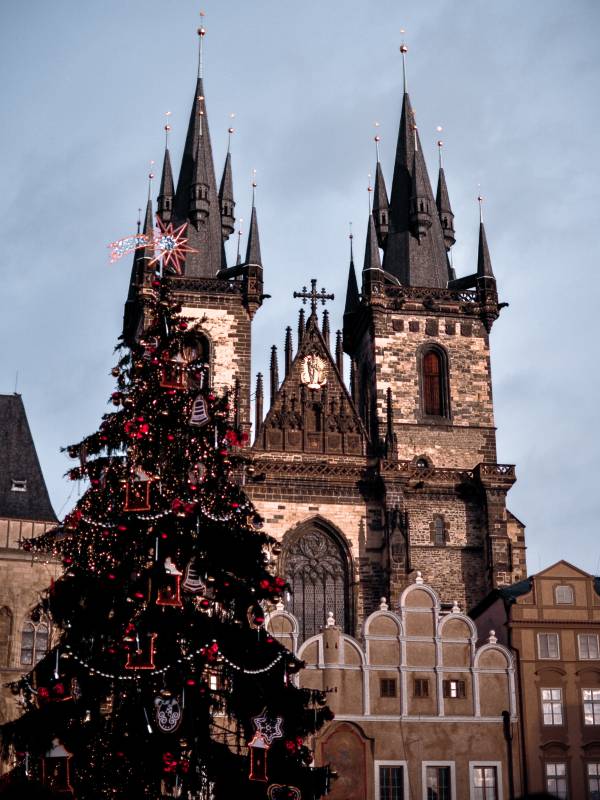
283;525;350;642
183;333;211;386
0;607;12;667
420;346;450;419
433;516;447;547
20;619;49;666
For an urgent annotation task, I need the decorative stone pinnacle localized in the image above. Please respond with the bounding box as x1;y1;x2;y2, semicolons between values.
293;279;334;316
415;571;424;585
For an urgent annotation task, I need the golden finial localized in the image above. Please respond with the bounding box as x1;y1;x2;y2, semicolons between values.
251;169;257;206
399;28;408;92
477;188;484;224
148;160;155;200
227;112;235;153
236;217;244;263
348;222;354;260
197;11;206;79
367;173;373;212
164;111;172;148
436;125;444;168
374;121;381;162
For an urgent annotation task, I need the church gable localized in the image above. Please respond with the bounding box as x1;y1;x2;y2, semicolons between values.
254;313;366;456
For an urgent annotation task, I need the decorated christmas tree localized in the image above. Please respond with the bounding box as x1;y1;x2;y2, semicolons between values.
0;273;332;799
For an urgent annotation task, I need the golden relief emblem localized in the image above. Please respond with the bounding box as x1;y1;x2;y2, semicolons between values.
300;353;327;389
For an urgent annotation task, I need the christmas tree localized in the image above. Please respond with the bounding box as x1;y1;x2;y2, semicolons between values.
0;274;333;799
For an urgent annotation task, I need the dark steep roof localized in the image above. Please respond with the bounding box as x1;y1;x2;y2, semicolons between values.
0;395;56;522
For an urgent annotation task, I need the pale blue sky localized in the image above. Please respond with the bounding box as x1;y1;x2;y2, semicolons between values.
1;1;599;576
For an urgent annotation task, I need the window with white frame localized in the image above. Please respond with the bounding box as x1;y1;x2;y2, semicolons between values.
425;764;452;800
579;634;600;660
472;766;498;800
20;619;49;666
541;688;563;725
537;632;560;659
376;762;406;800
583;689;600;725
545;762;567;799
554;585;574;604
588;763;600;800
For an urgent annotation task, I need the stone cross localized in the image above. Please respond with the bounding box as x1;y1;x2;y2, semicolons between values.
293;279;334;315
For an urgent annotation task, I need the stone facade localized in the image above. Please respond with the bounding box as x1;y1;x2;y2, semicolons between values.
268;576;523;799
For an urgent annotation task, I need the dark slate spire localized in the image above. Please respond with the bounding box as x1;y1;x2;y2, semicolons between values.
477;219;495;280
157;147;174;224
245;203;262;267
435;144;455;251
364;214;382;271
284;327;293;376
383;88;450;287
0;395;56;523
255;373;264;442
172;33;224;277
344;234;360;315
123;199;154;346
373;160;389;248
218;148;235;241
270;346;279;406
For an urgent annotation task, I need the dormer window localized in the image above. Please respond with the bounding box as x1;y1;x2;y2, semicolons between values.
11;479;27;493
555;585;574;605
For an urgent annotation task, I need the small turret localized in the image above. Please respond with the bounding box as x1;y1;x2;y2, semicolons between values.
298;308;305;347
284;327;293;376
255;372;264;442
322;310;330;350
245;204;262;268
157;144;174;225
218;137;235;240
373;159;390;248
436;143;455;251
190;117;211;224
335;330;344;377
364;214;382;272
409;146;433;239
270;345;279;406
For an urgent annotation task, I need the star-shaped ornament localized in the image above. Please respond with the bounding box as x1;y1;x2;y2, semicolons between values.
252;708;284;745
150;218;196;274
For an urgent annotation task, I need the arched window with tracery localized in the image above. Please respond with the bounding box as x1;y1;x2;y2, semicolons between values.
283;524;351;642
20;618;49;666
0;607;12;667
183;333;211;386
420;346;450;419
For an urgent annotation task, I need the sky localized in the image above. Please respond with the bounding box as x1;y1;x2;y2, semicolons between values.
1;1;599;576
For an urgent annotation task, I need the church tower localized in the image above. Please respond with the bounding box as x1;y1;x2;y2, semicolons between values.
123;25;264;432
343;46;526;609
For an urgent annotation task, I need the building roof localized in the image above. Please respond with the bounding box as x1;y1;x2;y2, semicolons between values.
0;395;56;523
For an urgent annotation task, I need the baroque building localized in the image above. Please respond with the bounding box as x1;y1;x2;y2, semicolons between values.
122;28;526;645
0;394;58;724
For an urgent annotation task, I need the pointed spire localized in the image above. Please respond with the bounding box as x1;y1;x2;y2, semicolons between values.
350;359;358;404
122;196;154;346
158;146;174;225
344;231;360;315
172;24;223;277
364;215;382;271
476;197;495;280
245;204;262;268
435;138;455;251
297;308;306;347
270;346;279;406
284;327;293;376
335;330;344;377
383;45;450;288
255;372;264;442
218;131;235;240
373;159;390;248
321;310;331;350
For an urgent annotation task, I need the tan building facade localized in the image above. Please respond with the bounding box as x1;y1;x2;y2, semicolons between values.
471;560;600;799
269;575;523;799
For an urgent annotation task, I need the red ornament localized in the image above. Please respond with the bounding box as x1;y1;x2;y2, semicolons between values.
124;470;153;512
124;633;157;670
156;574;182;608
248;733;270;782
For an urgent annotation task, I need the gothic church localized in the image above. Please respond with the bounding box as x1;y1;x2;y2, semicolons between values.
122;27;527;647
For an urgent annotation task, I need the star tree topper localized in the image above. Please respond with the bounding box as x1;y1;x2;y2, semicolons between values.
108;216;196;274
252;708;284;745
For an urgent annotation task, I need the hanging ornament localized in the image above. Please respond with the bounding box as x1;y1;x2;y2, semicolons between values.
268;786;302;800
141;335;159;360
124;469;153;512
247;602;266;630
248;732;270;782
154;695;182;733
160;353;188;390
125;633;158;670
252;708;284;746
182;558;206;594
156;560;183;608
41;739;74;796
189;394;210;427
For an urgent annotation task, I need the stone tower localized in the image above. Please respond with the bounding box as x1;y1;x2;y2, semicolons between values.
122;27;264;433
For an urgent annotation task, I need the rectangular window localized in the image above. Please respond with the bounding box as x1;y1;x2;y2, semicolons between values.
378;765;404;800
538;633;560;659
426;765;452;800
10;479;27;492
541;688;563;725
579;634;600;660
380;678;397;698
545;762;567;799
472;766;498;800
583;689;600;725
588;762;600;800
443;679;466;699
414;678;430;698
